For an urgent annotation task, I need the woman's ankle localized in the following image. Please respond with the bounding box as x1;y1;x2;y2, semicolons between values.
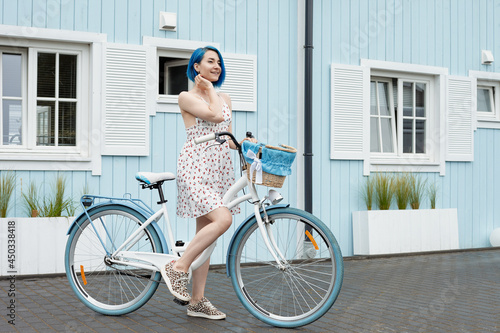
189;296;203;305
172;261;189;273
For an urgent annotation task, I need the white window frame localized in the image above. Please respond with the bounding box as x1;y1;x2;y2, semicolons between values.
370;77;432;158
470;71;500;127
370;78;397;154
161;58;194;96
361;59;448;174
0;25;106;175
143;37;257;114
369;71;437;166
31;47;83;153
143;37;219;114
476;85;495;114
0;47;27;149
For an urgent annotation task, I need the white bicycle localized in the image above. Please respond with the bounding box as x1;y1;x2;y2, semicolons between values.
64;131;344;328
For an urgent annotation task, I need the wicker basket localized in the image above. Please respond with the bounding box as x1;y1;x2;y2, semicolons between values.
246;144;297;188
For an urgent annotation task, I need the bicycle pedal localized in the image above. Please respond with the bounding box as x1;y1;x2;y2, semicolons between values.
173;298;189;306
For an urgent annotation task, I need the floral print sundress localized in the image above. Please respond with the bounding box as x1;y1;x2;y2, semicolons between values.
176;96;240;218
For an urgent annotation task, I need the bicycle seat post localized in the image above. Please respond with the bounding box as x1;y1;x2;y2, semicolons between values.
155;182;167;205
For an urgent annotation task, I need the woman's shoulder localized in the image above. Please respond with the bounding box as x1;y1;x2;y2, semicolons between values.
219;92;232;108
218;92;231;100
178;91;200;108
178;91;193;101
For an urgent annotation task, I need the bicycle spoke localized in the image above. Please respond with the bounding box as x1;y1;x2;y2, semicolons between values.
231;209;343;326
66;207;162;313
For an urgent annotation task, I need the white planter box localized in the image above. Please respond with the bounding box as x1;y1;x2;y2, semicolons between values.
352;209;459;255
0;217;74;277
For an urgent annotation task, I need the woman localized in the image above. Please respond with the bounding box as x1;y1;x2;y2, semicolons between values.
161;46;254;320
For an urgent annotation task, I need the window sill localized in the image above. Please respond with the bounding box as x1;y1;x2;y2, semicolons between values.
370;157;441;173
0;155;90;162
477;118;500;129
0;149;88;160
370;155;436;164
156;96;180;113
0;158;95;174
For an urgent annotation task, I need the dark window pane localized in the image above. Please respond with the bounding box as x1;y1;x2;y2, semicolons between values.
415;83;426;117
159;57;189;95
477;88;492;112
59;102;76;146
2;100;22;145
370;117;380;152
167;65;188;95
3;53;22;97
403;82;413;116
36;101;55;146
381;118;394;153
37;53;56;97
378;82;390;116
59;54;77;99
370;81;377;115
403;119;413;153
392;79;398;108
416;120;426;153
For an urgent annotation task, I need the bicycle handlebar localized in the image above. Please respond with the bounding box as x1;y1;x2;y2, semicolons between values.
194;131;249;152
193;133;216;144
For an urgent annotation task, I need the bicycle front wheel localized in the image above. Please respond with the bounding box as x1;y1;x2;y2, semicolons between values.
65;204;163;316
228;207;343;328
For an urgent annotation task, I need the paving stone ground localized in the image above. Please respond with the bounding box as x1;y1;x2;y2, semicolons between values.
1;249;499;332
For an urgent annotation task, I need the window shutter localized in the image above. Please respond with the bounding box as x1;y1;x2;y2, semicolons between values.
220;53;257;111
446;76;474;161
330;64;369;161
102;44;149;156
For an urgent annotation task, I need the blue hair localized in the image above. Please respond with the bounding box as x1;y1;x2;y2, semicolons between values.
186;46;226;88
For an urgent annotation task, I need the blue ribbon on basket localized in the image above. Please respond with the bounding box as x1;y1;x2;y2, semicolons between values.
242;141;296;178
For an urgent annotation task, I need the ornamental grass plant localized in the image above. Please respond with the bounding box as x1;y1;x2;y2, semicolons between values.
22;181;40;217
361;176;375;210
374;173;394;210
0;171;16;218
409;173;427;209
38;175;74;217
22;175;75;218
427;182;438;209
394;173;411;210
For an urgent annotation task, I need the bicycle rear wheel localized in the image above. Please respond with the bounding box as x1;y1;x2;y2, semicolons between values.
228;207;343;328
65;204;163;315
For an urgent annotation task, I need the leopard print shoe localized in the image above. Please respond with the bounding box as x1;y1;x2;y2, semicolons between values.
161;260;191;302
187;297;226;320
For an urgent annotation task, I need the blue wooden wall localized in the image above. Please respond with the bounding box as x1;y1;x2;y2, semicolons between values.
2;0;500;259
311;0;500;256
0;0;298;264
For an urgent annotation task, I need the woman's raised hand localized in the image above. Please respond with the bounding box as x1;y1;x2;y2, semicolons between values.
195;74;214;91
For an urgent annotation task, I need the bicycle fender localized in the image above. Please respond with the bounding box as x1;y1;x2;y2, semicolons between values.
66;202;169;254
225;203;290;277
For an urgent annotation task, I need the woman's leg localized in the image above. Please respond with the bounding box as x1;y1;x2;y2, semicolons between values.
190;215;212;303
174;207;232;273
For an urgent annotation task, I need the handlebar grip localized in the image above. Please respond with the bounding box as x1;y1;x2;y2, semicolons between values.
194;133;216;144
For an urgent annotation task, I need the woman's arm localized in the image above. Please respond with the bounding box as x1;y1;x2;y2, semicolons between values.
178;76;224;124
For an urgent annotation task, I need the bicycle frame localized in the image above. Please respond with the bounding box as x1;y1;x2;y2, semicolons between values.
79;166;288;278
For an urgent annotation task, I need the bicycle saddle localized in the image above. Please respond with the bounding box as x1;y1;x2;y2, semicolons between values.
135;172;176;185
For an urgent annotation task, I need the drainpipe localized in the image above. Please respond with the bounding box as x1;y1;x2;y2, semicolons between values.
304;0;313;213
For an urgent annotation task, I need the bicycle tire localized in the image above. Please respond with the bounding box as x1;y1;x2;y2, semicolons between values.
65;204;163;316
228;207;343;328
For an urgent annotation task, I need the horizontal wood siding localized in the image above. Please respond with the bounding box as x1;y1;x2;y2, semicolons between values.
0;0;297;265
